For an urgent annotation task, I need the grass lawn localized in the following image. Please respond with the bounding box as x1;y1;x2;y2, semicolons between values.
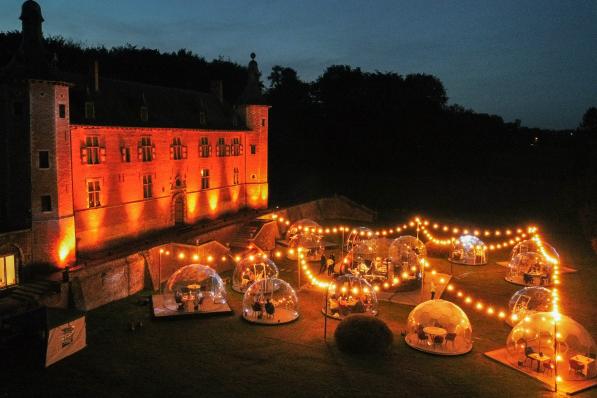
2;228;596;397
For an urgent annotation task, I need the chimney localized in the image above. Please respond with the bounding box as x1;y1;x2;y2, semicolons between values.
89;60;99;92
210;80;223;103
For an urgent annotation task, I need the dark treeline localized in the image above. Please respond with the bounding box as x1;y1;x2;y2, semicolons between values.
266;65;597;233
1;31;596;237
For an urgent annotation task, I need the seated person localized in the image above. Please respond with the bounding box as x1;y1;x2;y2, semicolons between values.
329;295;340;315
242;271;253;288
264;299;275;319
358;261;370;275
352;298;365;313
252;298;263;318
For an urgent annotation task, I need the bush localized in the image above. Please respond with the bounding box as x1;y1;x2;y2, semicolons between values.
334;315;393;354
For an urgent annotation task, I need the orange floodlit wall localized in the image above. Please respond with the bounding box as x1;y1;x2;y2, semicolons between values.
70;108;268;254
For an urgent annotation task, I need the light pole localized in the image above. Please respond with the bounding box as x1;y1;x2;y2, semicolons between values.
297;247;302;289
158;248;163;293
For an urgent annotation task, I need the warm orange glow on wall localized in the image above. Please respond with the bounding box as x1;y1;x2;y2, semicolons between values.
187;193;198;218
208;191;219;214
57;221;76;267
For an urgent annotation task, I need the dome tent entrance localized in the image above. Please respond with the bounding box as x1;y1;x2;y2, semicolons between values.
449;235;487;265
323;274;378;319
404;299;473;355
506;313;597;381
242;278;299;325
506;286;552;327
152;264;231;317
286;219;325;261
232;254;279;293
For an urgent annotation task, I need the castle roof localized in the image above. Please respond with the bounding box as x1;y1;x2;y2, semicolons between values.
63;72;242;130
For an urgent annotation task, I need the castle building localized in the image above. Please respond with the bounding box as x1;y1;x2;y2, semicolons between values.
0;1;269;289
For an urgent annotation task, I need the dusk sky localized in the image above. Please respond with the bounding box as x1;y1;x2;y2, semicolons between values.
1;0;596;129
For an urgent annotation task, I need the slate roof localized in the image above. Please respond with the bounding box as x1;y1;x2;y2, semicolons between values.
63;72;243;130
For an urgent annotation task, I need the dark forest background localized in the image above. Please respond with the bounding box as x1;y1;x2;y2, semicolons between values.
2;31;597;241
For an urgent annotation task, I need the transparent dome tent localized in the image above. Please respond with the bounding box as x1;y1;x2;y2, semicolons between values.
405;299;473;355
323;274;378;319
387;236;427;291
506;286;552;327
232;254;279;293
152;264;231;317
242;277;299;325
506;252;554;286
286;219;324;261
511;239;560;264
166;264;227;303
347;237;392;281
449;235;487;265
506;313;597;381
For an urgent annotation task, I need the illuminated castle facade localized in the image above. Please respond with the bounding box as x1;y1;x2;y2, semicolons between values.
0;1;268;282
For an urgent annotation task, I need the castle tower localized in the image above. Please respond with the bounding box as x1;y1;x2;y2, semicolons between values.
236;53;270;209
1;1;75;267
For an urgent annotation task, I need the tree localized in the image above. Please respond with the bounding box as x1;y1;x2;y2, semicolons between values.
580;107;597;132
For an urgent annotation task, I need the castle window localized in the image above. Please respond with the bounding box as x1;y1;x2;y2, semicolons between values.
85;102;95;119
41;195;52;212
38;151;49;169
171;137;183;160
200;137;211;158
143;174;153;199
87;180;101;208
250;144;257;155
58;104;66;118
261;118;266;127
199;111;206;126
216;137;227;157
140;106;149;122
140;136;153;162
0;254;16;289
85;136;101;164
201;168;210;190
121;147;131;163
232;137;242;156
233;167;240;185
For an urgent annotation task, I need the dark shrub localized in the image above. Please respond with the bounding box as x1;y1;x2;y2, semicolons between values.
334;315;393;354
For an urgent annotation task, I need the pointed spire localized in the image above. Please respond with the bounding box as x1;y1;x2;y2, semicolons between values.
237;52;265;105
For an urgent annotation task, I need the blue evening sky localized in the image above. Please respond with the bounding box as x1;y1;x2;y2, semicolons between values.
1;0;595;129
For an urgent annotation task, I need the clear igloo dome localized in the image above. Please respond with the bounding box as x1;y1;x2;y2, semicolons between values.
511;239;560;264
242;277;299;324
286;219;324;261
387;236;426;289
346;237;392;282
166;264;227;304
232;254;279;293
506;313;597;381
323;274;378;319
506;252;554;286
449;235;487;265
506;286;552;326
405;299;473;355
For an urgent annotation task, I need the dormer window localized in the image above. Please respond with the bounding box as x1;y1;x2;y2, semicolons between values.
140;106;148;122
85;102;95;119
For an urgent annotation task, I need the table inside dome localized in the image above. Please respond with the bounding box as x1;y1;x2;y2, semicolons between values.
151;293;233;318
